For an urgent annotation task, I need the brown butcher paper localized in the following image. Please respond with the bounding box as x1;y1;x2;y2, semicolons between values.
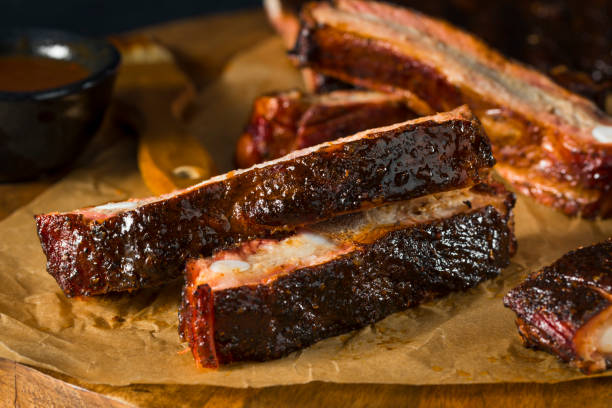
0;36;611;387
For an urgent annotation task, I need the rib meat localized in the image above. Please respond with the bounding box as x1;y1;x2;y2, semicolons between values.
236;89;416;168
292;0;612;217
265;0;611;112
504;239;612;374
180;182;516;367
36;106;494;297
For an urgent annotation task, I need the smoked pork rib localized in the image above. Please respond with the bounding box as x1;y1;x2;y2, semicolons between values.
236;89;416;168
292;0;612;217
36;106;494;297
504;239;612;374
265;0;611;112
180;183;516;367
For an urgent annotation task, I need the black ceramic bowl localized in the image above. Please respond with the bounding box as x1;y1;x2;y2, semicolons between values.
0;28;120;182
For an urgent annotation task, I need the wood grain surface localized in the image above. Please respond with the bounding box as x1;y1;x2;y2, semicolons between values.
1;9;611;408
1;357;611;408
0;358;130;408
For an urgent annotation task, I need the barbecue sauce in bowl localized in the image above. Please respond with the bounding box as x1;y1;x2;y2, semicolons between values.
0;55;90;92
0;28;120;181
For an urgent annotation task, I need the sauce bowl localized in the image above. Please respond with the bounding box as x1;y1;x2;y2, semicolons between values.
0;28;120;182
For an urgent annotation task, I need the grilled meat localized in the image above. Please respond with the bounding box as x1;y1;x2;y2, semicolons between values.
265;0;611;113
504;239;612;374
291;0;612;218
36;106;494;297
180;183;516;367
236;89;416;168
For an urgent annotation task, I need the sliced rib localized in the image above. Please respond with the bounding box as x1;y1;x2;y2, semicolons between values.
180;182;516;367
265;0;611;111
236;89;416;168
36;106;493;296
504;239;612;374
292;0;612;217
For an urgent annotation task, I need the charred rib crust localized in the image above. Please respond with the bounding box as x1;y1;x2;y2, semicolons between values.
504;239;612;373
238;117;494;226
293;2;612;218
181;203;515;367
36;113;493;297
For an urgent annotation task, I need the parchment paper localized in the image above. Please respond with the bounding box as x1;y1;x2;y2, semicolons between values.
0;36;611;387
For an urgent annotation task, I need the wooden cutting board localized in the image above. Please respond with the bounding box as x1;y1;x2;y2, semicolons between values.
1;9;611;408
2;356;612;408
0;358;130;408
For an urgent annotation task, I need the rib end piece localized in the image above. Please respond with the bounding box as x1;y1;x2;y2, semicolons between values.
504;239;612;374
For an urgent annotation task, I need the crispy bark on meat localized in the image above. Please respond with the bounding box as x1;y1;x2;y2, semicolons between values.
504;239;612;374
180;183;516;367
292;0;612;217
236;89;416;168
35;106;494;297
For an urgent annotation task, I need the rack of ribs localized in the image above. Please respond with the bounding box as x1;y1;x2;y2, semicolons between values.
291;0;612;218
236;89;416;168
36;106;494;297
180;182;516;367
504;239;612;374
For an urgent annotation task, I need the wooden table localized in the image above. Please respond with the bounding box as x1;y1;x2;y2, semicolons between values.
1;10;611;408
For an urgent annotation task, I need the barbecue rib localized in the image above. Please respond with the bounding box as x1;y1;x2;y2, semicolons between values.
265;0;612;112
180;182;516;367
291;0;612;218
236;89;416;168
36;106;494;297
504;239;612;374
